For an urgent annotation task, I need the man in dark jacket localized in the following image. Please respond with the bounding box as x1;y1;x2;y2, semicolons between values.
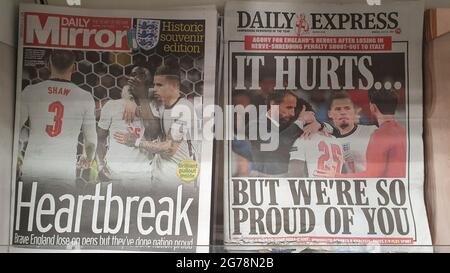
247;90;323;177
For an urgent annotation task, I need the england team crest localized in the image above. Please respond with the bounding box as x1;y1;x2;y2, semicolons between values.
136;19;160;50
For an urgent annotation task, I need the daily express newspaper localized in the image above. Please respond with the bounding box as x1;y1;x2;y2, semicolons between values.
224;1;431;252
11;4;216;252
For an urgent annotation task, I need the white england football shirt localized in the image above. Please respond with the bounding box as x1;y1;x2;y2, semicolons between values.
151;97;198;188
98;99;155;180
290;134;344;177
20;80;97;184
338;125;377;173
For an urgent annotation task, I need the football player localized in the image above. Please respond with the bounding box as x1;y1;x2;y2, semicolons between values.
315;88;406;178
20;49;97;188
327;91;377;174
96;66;160;191
113;62;197;193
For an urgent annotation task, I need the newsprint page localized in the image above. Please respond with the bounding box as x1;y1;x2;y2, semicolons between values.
224;1;432;252
11;4;217;252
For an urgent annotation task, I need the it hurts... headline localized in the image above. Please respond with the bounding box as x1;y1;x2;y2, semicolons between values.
231;178;413;238
234;55;402;91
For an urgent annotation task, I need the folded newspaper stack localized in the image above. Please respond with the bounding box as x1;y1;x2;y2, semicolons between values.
224;0;432;253
424;8;450;251
11;3;217;252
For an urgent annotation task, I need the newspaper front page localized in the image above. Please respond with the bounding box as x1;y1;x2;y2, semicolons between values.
11;4;217;252
224;1;431;252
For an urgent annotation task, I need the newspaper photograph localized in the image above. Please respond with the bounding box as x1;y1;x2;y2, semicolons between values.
11;4;217;252
224;1;431;252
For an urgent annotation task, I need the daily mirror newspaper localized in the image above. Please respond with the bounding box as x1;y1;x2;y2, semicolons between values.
224;1;431;252
11;4;217;252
